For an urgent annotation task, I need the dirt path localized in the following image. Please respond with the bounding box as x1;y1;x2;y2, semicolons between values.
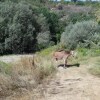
41;58;100;100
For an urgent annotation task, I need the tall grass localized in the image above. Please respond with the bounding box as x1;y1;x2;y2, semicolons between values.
11;55;56;87
0;55;56;98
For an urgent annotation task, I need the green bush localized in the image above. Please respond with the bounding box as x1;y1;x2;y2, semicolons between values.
37;31;50;49
35;7;62;43
3;1;39;53
61;20;100;49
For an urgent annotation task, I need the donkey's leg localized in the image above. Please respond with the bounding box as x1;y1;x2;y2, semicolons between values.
63;58;67;68
65;59;67;66
55;58;59;68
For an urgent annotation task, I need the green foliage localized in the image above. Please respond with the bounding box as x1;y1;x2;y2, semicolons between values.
37;31;50;49
61;21;100;49
0;1;38;54
35;7;62;43
0;0;99;55
0;1;16;54
35;13;51;49
0;0;63;54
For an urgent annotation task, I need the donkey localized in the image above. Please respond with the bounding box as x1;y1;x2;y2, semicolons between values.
53;50;75;68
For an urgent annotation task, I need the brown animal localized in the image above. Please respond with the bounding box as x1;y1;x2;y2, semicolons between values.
53;50;75;68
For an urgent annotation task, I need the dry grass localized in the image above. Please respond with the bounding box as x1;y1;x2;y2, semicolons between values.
89;58;100;77
0;55;56;99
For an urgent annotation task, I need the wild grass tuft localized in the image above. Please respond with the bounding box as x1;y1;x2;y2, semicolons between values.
89;58;100;77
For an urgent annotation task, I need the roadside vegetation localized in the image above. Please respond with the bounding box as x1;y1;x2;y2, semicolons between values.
0;55;56;98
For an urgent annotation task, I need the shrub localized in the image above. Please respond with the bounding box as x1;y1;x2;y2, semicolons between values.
37;31;50;49
35;7;62;43
61;20;100;49
36;14;50;49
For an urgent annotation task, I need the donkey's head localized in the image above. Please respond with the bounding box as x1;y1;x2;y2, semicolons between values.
70;50;77;58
